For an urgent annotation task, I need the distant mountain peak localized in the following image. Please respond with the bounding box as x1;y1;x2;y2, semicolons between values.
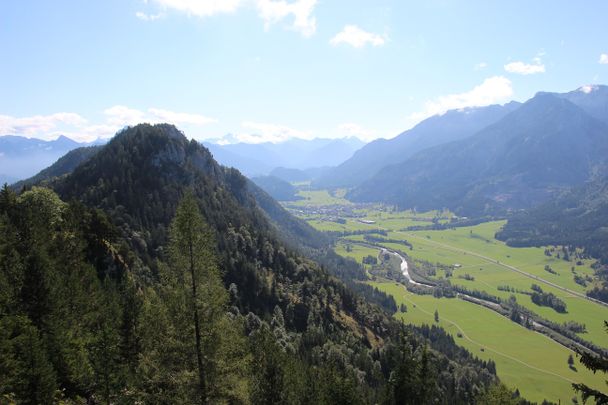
579;84;600;94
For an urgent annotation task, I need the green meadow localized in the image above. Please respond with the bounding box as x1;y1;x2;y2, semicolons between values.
369;281;605;404
392;223;608;348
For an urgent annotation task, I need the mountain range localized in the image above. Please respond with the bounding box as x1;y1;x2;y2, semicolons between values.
313;102;521;189
1;134;365;185
347;86;608;215
0;135;105;184
204;136;365;177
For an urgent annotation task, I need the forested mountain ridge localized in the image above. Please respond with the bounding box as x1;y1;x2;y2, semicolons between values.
251;175;303;202
313;102;521;189
1;124;502;403
497;176;608;264
349;92;608;215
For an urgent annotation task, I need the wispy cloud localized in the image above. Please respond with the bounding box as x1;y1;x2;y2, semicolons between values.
407;76;513;125
330;25;386;48
474;62;487;71
504;57;545;75
0;107;217;142
338;123;376;141
236;121;311;143
256;0;317;37
0;113;88;138
149;0;243;17
600;53;608;64
148;108;217;126
144;0;317;37
135;11;164;21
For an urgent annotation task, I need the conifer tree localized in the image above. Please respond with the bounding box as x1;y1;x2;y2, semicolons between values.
168;190;249;404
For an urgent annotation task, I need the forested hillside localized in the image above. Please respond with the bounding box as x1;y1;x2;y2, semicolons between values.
252;175;303;202
0;124;503;404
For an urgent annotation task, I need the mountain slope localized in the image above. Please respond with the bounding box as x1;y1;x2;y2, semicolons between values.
314;102;521;189
203;142;273;176
553;85;608;125
251;175;302;201
349;93;608;215
12;145;102;189
33;123;496;402
497;177;608;264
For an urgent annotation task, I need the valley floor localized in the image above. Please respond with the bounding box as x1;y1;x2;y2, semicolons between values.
283;189;608;403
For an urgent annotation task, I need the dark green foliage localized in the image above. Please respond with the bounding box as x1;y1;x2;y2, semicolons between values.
573;322;608;404
530;285;567;313
0;186;131;403
498;177;608;282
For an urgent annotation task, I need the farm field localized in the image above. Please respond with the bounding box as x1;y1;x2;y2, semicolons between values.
284;192;608;402
368;281;605;403
394;223;608;348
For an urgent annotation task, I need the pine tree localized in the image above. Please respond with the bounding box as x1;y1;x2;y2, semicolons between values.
388;327;420;404
168;191;249;403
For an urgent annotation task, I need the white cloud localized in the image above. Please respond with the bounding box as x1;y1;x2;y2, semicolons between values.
504;57;545;75
145;0;317;36
0;113;87;138
236;121;312;143
600;53;608;64
579;85;599;94
0;107;217;142
474;62;487;70
135;11;164;21
104;105;147;126
407;76;513;125
256;0;316;37
149;0;243;17
330;25;385;48
338;123;376;141
148;108;217;126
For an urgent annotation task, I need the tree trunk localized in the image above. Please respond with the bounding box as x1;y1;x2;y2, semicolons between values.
190;240;206;405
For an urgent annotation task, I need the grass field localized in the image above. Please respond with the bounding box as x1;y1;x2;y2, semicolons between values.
285;193;608;402
288;189;352;206
393;223;608;348
369;281;605;404
334;241;378;265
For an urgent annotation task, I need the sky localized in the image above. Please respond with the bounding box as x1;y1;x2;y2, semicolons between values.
1;0;607;143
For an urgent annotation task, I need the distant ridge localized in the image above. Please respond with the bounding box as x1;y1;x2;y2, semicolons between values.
348;89;608;215
313;102;521;189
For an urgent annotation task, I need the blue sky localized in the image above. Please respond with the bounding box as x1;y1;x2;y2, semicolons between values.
1;0;607;142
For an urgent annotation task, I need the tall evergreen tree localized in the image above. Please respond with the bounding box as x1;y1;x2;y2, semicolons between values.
166;190;249;403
